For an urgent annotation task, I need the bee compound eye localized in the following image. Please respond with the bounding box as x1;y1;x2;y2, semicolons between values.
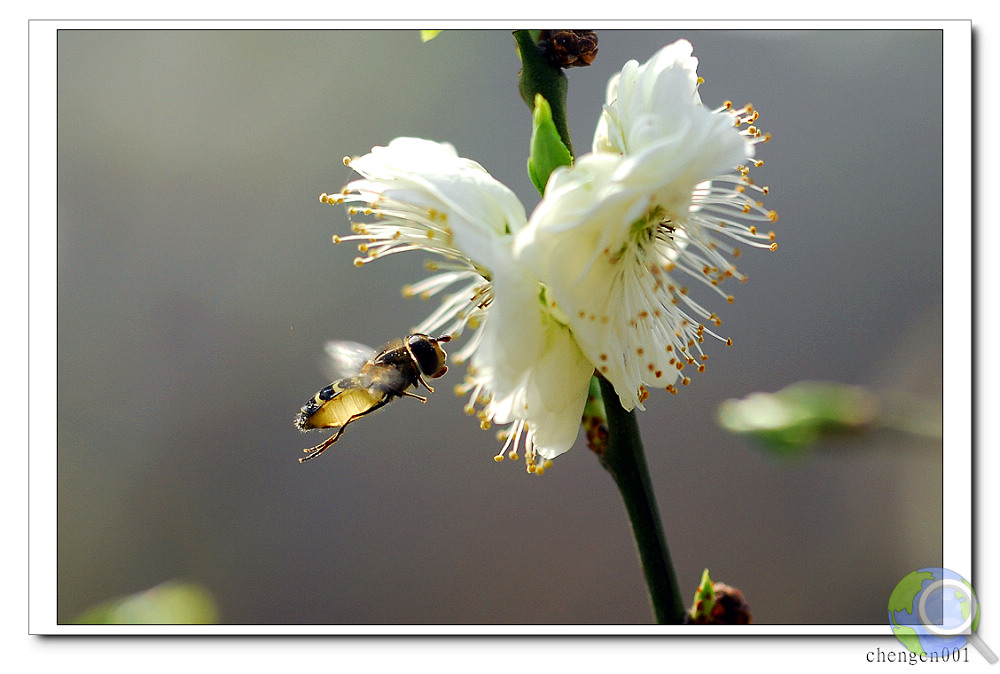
408;334;447;376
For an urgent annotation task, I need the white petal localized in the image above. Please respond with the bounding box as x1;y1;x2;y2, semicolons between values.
471;253;594;457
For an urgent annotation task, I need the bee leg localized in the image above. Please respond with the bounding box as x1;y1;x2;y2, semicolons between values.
416;374;435;394
298;422;351;463
400;389;429;403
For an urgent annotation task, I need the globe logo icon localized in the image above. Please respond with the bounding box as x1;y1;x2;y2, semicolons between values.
887;567;981;659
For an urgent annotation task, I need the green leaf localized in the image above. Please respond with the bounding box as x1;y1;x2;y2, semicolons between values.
527;94;573;194
420;30;443;42
716;381;880;455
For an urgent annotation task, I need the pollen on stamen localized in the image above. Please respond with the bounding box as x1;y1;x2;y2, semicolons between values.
493;455;504;463
342;156;352;166
332;234;342;244
353;257;364;267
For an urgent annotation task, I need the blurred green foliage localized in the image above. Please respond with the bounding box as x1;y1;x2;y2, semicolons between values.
74;579;218;625
717;381;882;455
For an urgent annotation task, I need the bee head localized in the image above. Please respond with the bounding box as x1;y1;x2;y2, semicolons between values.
407;334;451;379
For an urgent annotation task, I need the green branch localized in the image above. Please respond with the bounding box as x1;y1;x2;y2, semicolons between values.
597;376;686;624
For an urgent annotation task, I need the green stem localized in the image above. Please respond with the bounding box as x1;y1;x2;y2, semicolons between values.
597;376;686;624
512;30;573;157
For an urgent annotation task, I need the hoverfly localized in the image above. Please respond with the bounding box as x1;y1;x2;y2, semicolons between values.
294;333;452;463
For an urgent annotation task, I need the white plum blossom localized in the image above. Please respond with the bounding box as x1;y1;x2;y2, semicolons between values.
319;40;778;468
321;137;593;472
321;137;523;361
517;40;777;411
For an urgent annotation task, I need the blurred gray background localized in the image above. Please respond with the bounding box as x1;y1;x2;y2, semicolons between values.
57;28;943;625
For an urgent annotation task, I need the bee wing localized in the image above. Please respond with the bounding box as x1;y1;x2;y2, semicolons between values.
321;340;376;381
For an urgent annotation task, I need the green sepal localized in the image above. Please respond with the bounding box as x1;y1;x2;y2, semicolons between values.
690;568;717;621
420;30;443;42
582;375;609;455
527;94;573;194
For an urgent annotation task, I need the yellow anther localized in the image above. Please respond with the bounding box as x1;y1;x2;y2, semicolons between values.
342;156;352;166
